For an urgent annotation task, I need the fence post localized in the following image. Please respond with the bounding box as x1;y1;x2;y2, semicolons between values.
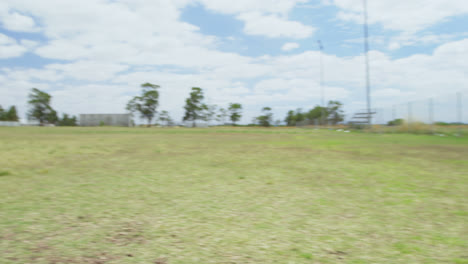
457;92;462;136
392;105;396;133
429;98;434;134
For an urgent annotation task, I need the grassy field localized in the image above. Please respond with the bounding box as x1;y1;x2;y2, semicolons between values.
1;127;467;264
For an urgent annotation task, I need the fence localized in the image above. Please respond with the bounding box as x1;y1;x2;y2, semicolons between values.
296;90;467;135
0;121;20;127
79;114;132;127
180;121;210;128
370;91;466;135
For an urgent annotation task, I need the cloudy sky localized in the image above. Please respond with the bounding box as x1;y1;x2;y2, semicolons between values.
1;0;467;123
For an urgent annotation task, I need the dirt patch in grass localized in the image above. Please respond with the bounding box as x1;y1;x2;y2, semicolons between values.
326;250;348;259
154;257;168;264
28;242;121;264
107;222;146;246
0;232;17;241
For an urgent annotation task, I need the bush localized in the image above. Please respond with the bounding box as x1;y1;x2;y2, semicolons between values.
387;118;404;126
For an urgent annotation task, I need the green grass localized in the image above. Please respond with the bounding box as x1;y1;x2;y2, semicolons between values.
1;127;467;264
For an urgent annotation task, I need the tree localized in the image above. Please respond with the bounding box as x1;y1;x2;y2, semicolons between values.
159;110;173;127
256;107;273;127
0;105;5;121
46;110;58;124
327;100;344;125
28;88;57;125
306;106;328;125
6;106;19;121
285;109;307;126
228;103;242;125
183;87;205;127
285;110;296;126
57;113;77;126
216;107;228;125
295;108;306;124
126;83;160;126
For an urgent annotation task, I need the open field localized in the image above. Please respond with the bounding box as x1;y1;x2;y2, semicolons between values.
1;127;467;264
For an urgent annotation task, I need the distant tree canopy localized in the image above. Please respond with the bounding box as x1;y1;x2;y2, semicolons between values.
126;83;160;126
228;103;242;125
0;105;19;121
183;87;205;127
158;110;173;126
28;88;58;125
285;108;306;126
57;113;78;126
327;101;344;125
285;100;344;126
256;107;273;127
305;106;326;124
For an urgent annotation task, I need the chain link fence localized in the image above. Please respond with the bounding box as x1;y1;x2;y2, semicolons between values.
369;91;466;135
296;91;467;136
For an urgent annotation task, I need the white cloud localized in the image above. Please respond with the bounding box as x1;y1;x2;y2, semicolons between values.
198;0;314;39
332;0;468;33
46;61;130;82
387;32;468;50
237;12;315;39
0;33;14;45
282;42;300;51
0;10;39;32
198;0;308;15
0;33;29;58
334;0;468;50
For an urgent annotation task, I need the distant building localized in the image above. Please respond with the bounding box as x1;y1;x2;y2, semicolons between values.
79;114;132;127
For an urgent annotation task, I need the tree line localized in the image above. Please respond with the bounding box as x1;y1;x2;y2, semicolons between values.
6;85;344;127
284;101;344;126
127;84;243;127
126;83;344;127
0;105;19;122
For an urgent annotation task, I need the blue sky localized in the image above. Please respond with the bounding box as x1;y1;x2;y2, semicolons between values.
1;0;467;124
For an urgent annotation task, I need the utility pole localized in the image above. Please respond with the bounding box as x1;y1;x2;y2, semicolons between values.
318;40;325;126
363;0;371;127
